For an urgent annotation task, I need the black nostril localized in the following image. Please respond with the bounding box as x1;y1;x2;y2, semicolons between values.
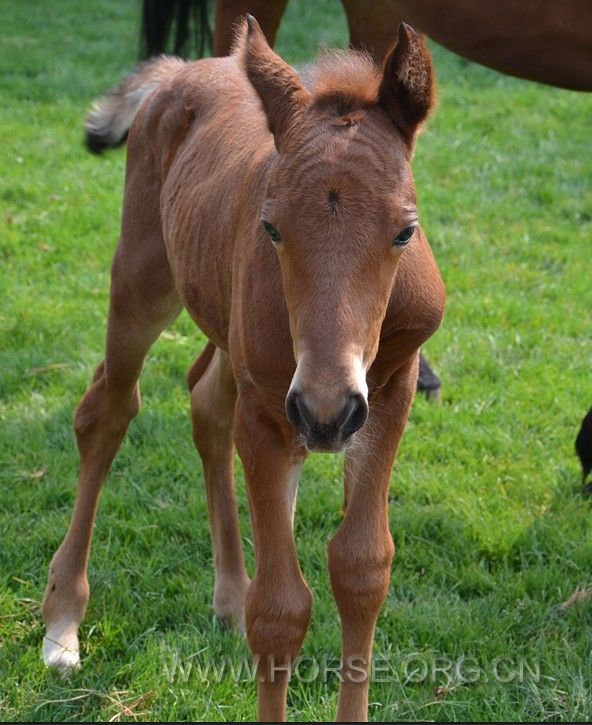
286;390;302;431
287;390;368;444
341;393;368;438
286;390;313;434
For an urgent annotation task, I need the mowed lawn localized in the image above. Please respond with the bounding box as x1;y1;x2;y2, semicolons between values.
1;0;591;721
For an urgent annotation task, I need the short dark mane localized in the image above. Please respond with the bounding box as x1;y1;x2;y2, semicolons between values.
300;49;382;110
232;18;382;113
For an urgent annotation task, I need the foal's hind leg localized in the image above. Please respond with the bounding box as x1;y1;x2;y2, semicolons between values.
189;344;250;629
42;229;181;672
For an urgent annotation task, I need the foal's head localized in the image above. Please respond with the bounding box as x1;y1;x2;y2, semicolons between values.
244;17;435;452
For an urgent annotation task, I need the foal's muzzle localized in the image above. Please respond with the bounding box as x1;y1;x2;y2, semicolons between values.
286;389;369;452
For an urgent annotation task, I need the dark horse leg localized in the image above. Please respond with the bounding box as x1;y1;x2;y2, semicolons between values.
576;406;592;494
416;353;441;402
140;0;212;59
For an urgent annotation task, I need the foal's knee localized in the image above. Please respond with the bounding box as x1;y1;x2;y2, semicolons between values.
74;370;140;453
328;529;394;619
189;355;235;459
245;575;313;667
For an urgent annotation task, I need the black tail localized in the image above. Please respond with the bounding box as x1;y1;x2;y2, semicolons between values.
140;0;212;60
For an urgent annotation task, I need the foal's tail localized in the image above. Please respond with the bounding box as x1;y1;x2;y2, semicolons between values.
85;56;185;154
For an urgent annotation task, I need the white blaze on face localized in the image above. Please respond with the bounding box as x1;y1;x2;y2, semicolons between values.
351;352;369;401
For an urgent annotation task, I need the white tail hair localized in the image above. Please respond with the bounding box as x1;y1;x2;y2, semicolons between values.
85;55;185;153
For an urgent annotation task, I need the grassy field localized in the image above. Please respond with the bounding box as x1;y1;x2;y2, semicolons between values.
1;0;591;721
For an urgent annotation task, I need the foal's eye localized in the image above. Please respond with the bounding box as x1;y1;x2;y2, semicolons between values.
393;226;416;247
262;220;282;244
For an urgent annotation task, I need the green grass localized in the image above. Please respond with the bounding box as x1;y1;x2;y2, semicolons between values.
1;0;591;721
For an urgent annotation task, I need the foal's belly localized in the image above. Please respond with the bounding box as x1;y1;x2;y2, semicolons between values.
181;285;231;352
172;240;233;351
160;197;233;350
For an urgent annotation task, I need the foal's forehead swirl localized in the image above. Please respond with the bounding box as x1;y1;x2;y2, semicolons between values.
273;120;416;211
266;155;417;240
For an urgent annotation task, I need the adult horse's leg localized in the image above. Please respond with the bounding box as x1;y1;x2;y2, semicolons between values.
214;0;289;55
188;345;250;628
42;174;181;671
576;405;592;492
234;390;310;721
140;0;212;59
329;355;418;721
416;352;441;402
341;0;400;63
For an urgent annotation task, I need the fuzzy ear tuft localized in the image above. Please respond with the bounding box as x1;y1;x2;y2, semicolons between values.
378;23;435;149
243;14;309;150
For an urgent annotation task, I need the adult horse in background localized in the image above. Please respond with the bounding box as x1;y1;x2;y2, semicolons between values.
42;17;444;721
140;1;592;92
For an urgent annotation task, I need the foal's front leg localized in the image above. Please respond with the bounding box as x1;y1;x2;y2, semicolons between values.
234;391;311;722
189;346;250;629
329;357;418;722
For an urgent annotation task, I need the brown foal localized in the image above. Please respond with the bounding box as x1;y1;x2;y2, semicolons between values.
42;18;445;721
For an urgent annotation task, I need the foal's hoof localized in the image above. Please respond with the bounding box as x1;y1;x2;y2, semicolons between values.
214;598;247;633
417;353;441;403
215;611;246;634
214;576;250;633
43;636;81;674
42;623;81;675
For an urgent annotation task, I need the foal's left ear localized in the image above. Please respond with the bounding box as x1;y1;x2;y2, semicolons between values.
243;14;310;151
378;23;435;152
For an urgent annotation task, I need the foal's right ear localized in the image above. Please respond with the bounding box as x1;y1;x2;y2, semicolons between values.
378;23;435;151
243;14;309;151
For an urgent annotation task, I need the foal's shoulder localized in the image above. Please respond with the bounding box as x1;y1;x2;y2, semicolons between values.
386;228;445;335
